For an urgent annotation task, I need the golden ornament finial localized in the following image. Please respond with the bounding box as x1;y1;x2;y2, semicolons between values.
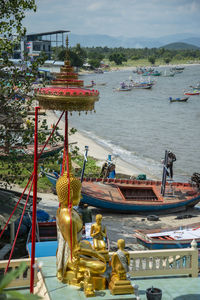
66;35;70;61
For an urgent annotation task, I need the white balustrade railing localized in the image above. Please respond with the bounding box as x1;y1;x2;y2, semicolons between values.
0;258;38;288
127;240;198;278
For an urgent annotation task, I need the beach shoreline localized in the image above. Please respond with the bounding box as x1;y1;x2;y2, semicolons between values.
78;62;200;75
44;110;158;180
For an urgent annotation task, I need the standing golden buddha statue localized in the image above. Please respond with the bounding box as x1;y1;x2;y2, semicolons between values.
56;157;107;295
109;239;134;295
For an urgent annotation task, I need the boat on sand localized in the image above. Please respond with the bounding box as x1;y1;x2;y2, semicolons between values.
80;178;200;213
135;222;200;250
42;167;200;214
0;143;63;159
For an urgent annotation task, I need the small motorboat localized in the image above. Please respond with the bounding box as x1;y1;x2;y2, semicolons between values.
190;83;200;90
169;96;189;103
135;223;200;250
184;90;200;96
116;87;132;91
84;80;96;88
116;82;132;91
163;70;175;77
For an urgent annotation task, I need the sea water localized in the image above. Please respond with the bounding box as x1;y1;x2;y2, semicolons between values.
68;65;200;182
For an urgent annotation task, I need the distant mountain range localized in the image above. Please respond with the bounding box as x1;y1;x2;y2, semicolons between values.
68;33;200;49
161;42;200;50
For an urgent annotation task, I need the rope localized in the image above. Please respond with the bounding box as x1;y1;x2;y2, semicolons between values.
0;174;33;240
38;111;64;160
0;112;64;239
5;178;33;273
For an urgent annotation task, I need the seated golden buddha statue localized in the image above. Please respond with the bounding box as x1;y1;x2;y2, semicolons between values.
90;214;109;262
56;159;107;293
109;239;134;295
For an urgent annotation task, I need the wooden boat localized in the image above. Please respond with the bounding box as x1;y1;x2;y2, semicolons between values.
184;90;200;96
130;82;153;89
80;178;200;213
134;222;200;250
0;188;42;225
163;70;175;77
0;143;63;159
169;96;189;103
41;168;200;213
116;88;132;91
116;87;132;91
132;84;152;89
151;71;161;76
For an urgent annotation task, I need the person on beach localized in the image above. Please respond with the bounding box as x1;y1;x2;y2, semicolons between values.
167;151;176;179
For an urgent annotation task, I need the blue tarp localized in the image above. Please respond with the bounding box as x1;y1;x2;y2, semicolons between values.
27;241;58;257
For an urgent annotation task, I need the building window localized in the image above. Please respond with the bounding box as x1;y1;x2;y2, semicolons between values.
33;44;41;51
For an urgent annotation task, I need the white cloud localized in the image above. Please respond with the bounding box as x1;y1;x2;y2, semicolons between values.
22;0;200;38
87;2;104;11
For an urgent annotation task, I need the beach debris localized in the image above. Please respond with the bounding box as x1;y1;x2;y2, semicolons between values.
175;214;196;219
147;215;160;221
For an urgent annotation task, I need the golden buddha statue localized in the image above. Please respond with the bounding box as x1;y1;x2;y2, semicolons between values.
90;214;109;262
109;239;134;295
56;159;107;294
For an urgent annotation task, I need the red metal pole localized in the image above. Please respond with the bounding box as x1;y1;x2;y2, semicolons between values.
65;111;73;259
30;106;40;293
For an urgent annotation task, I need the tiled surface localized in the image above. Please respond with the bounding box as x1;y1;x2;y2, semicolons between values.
38;256;200;300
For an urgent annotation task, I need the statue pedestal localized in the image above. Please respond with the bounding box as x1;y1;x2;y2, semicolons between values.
109;276;134;295
92;276;106;290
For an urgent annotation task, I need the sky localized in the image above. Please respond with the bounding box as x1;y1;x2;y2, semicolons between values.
23;0;200;38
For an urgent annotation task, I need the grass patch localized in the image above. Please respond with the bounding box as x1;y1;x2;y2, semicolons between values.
102;58;200;68
0;154;102;193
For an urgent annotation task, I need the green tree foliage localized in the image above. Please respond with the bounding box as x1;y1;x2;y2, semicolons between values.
0;1;63;186
86;50;104;68
54;43;87;68
148;55;156;65
109;53;127;65
54;44;200;67
163;56;171;64
88;58;101;69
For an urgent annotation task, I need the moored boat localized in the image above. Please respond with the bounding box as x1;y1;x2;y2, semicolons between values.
80;178;200;213
41;171;200;214
163;70;175;77
169;96;189;103
184;90;200;96
0;143;63;159
116;87;132;91
134;223;200;250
